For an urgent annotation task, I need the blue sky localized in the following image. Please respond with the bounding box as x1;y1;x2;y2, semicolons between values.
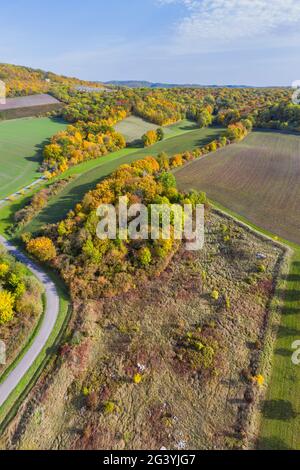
1;0;300;86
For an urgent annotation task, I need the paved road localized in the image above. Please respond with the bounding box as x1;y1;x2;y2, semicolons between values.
0;176;45;207
0;235;59;407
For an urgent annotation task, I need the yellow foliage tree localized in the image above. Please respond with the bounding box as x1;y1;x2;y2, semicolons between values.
0;263;9;278
0;290;15;324
27;237;57;262
253;374;264;386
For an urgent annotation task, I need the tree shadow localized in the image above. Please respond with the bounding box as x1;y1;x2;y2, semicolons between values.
254;127;300;137
257;436;293;450
277;325;300;338
24;140;50;164
282;273;300;282
127;139;143;148
262;399;298;421
177;124;198;131
276;289;300;302
275;347;291;357
281;307;300;316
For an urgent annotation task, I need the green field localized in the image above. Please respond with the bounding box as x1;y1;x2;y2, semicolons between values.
259;248;300;450
23;125;224;233
0;117;67;199
115;116;198;142
115;116;159;142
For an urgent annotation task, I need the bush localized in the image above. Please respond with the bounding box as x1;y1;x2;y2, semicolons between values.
156;128;164;141
257;263;266;273
211;290;219;301
137;247;152;267
0;263;9;278
0;290;15;324
86;391;99;410
27;237;57;262
158;172;177;190
104;401;115;414
133;373;143;384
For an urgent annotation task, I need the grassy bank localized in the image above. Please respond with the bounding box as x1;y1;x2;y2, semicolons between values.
208;200;300;450
0;117;67;199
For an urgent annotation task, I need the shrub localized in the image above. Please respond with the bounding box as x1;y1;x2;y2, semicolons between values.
0;290;15;324
86;391;99;410
253;374;264;386
156;128;164;141
82;386;90;396
170;154;183;168
257;263;266;273
133;373;142;384
158;172;177;190
15;292;43;317
27;237;57;262
153;238;173;259
201;270;207;284
104;400;115;414
0;263;9;278
142;130;158;147
137;247;152;267
21;232;32;244
211;290;219;301
157;152;169;171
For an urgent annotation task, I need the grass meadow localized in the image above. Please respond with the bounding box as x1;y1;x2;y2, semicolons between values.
0;117;67;199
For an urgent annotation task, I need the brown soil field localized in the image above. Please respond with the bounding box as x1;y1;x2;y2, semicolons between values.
175;131;300;244
0;211;284;450
0;94;63;120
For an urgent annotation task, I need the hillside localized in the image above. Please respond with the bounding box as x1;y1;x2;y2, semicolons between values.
0;63;104;97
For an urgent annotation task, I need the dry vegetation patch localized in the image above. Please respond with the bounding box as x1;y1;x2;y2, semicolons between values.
175;131;300;244
1;211;284;450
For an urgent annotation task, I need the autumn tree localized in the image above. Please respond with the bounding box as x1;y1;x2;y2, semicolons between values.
27;237;57;262
142;130;158;147
0;290;15;324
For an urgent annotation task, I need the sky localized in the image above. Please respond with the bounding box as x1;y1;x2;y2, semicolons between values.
1;0;300;86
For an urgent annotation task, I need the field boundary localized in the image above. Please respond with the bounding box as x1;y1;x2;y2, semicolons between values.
211;205;291;448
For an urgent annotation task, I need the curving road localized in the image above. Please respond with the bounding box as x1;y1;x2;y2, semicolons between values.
0;235;59;407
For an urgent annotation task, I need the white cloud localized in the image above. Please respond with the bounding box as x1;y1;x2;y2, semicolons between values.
158;0;300;52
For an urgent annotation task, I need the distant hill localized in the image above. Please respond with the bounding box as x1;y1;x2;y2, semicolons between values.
105;80;251;89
